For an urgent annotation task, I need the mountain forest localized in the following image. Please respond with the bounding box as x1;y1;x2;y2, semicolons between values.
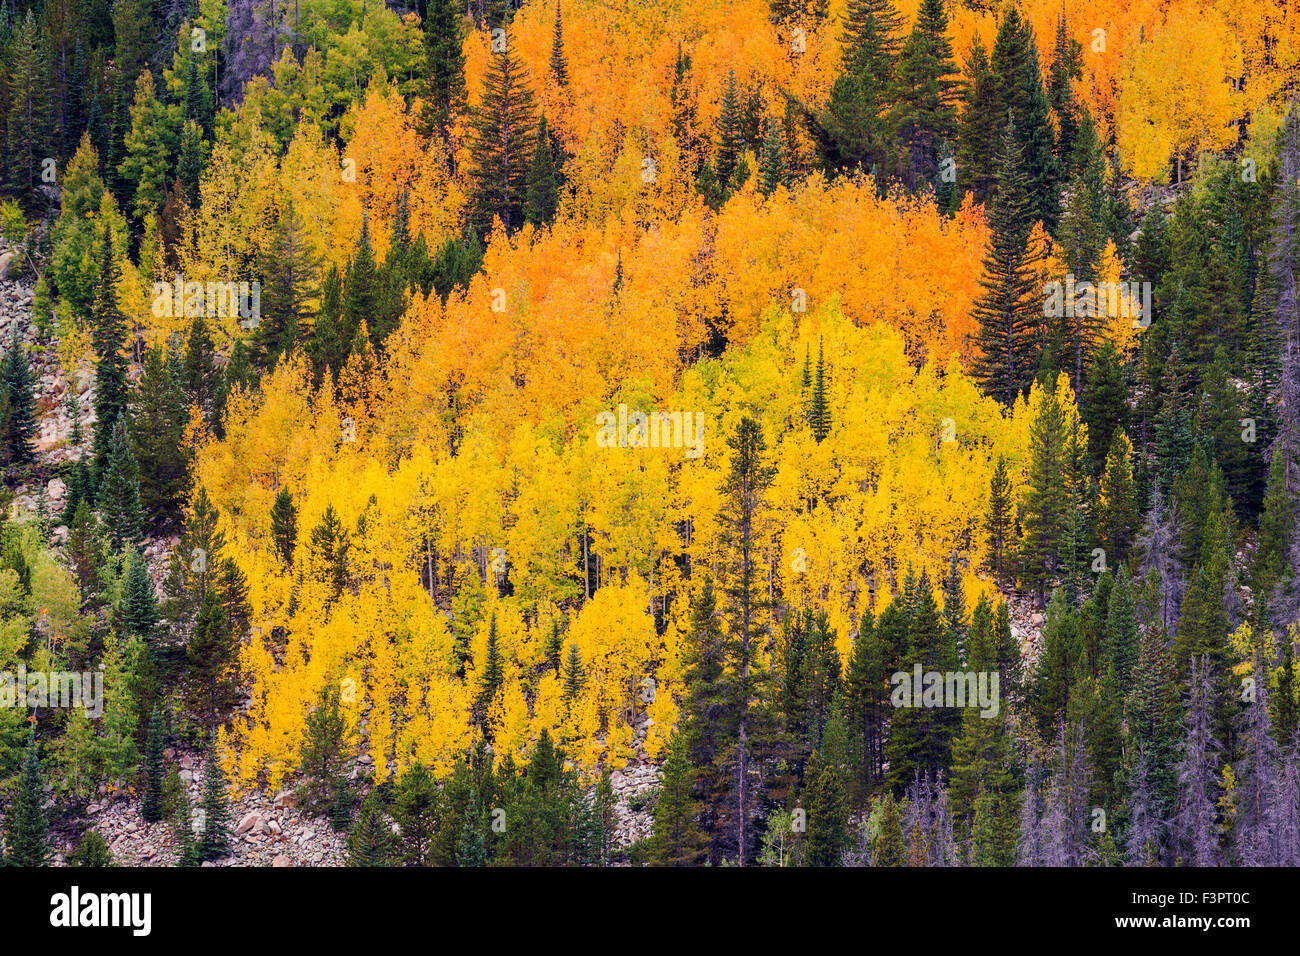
0;0;1296;869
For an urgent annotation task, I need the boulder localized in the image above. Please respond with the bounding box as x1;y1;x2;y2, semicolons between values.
235;810;265;835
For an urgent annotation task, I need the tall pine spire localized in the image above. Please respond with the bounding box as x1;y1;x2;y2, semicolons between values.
549;0;569;88
971;120;1041;406
91;220;130;477
467;15;538;234
420;0;468;144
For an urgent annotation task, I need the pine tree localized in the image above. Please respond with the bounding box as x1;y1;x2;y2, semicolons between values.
549;1;569;88
299;684;348;812
1083;667;1124;816
984;456;1014;580
1271;643;1299;748
1080;341;1128;476
950;694;1017;853
163;484;226;627
844;608;887;792
1176;565;1232;721
561;641;585;704
117;70;177;220
1102;564;1138;686
807;336;830;441
1052;116;1106;392
84;77;110;177
1027;590;1082;735
1254;442;1297;628
717;417;780;864
524;113;560;227
394;762;439;865
340;216;379;355
1260;105;1300;628
64;36;89;155
1124;625;1181;844
890;0;957;189
477;612;506;726
254;198;320;370
7;730;49;865
270;487;298;567
348;789;396;866
67;829;113;867
941;552;967;661
989;7;1059;228
712;70;749;197
803;706;851;866
1018;385;1070;598
99;415;145;551
420;0;468;144
544;618;564;674
172;785;199;867
585;768;616;866
886;570;960;789
331;778;353;832
91;221;130;476
105;72;132;208
1007;595;1037;697
969;787;1019;865
310;267;347;381
1097;430;1137;563
467;18;538;234
130;345;188;521
872;792;905;865
669;41;701;175
0;387;14;471
141;708;165;822
934;139;957;212
783;610;841;777
65;498;105;609
187;587;239;727
182;316;223;430
309;505;350;601
1;326;36;465
679;579;732;861
122;548;159;642
4;12;52;205
1046;7;1083;175
971;121;1041;406
955;37;999;204
817;0;902;177
175;120;204;205
180;46;214;135
196;745;231;862
645;730;706;865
